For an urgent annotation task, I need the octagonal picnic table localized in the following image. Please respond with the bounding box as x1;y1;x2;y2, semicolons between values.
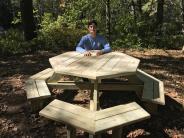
49;51;140;111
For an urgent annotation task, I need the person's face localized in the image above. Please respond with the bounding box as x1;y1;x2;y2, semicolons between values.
88;23;97;35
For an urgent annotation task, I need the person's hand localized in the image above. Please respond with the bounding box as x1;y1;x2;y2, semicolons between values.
84;51;92;56
96;50;103;56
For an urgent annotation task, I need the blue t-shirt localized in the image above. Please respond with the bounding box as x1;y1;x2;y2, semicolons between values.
76;34;111;53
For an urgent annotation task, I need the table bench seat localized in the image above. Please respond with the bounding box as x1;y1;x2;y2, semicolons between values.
25;79;51;100
136;69;165;105
30;68;54;80
39;99;150;136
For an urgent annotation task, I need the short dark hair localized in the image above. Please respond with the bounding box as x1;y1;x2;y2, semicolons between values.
88;20;97;27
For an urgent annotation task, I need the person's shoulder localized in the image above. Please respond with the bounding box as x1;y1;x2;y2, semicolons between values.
97;34;106;39
82;34;90;39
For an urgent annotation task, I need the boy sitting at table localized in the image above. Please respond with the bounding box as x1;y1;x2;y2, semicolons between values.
76;20;111;56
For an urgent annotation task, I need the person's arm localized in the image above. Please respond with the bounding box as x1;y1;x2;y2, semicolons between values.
76;37;86;53
100;36;111;54
101;43;111;53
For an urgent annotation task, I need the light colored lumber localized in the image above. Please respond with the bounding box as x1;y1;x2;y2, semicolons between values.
49;51;81;71
39;100;95;134
92;80;100;111
35;80;51;97
47;82;143;92
136;69;165;105
49;51;140;80
95;107;150;132
47;72;63;83
67;126;76;138
83;53;115;78
30;68;54;80
39;100;150;135
25;79;39;99
95;102;141;120
95;53;119;72
49;99;94;119
25;79;51;100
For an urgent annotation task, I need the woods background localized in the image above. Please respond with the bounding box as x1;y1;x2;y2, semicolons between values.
0;0;184;55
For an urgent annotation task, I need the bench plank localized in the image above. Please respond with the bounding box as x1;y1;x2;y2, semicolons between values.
95;108;150;132
39;99;95;134
36;80;50;97
49;99;94;119
25;79;51;100
39;100;150;135
136;69;165;105
47;81;143;92
30;68;54;80
95;102;140;120
25;79;39;99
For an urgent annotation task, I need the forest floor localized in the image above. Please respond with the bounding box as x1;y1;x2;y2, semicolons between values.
0;49;183;138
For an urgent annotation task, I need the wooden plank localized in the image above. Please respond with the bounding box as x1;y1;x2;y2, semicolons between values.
30;68;53;80
35;80;51;98
54;53;115;80
96;72;136;80
137;69;161;82
95;108;150;133
47;73;63;83
55;56;99;79
126;75;143;84
49;99;94;119
62;53;84;67
50;51;80;65
136;69;165;105
40;100;150;135
37;70;54;80
95;53;120;72
25;79;39;99
67;126;76;138
47;82;93;90
91;80;99;111
111;52;140;73
95;102;140;120
39;101;95;134
83;53;115;79
47;82;143;91
49;51;81;70
62;56;98;75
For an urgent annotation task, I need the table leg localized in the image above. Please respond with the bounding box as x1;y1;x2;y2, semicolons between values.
90;80;99;111
67;125;76;138
89;80;100;138
112;127;122;138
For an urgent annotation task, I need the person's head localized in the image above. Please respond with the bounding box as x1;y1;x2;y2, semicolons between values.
88;20;97;37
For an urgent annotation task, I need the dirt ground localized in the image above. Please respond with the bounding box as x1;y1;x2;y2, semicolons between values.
0;49;183;138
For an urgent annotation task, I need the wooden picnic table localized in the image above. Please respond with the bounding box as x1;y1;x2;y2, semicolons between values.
49;51;140;111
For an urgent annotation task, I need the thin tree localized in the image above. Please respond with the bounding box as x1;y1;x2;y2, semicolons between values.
106;0;111;43
156;0;164;26
20;0;36;40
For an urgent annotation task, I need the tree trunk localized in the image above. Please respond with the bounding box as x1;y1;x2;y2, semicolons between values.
20;0;36;41
131;0;136;22
137;0;142;14
156;0;164;26
181;0;184;51
0;0;13;29
106;0;111;43
181;0;184;33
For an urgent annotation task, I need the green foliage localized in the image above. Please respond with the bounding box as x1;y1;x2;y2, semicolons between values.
112;15;142;49
0;29;36;55
37;13;86;51
12;12;21;25
1;0;184;56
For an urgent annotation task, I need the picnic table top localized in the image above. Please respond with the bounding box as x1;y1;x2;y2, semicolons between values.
49;51;140;80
